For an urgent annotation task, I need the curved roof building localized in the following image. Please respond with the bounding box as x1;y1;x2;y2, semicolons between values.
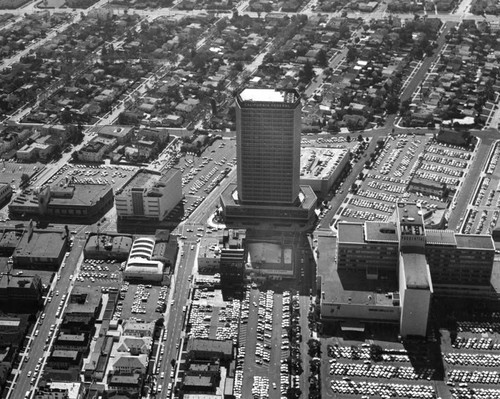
124;237;164;282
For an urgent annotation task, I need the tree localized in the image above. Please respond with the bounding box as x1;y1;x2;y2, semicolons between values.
346;46;358;63
299;61;315;84
316;49;328;67
385;95;400;114
192;53;209;71
21;173;30;186
155;317;164;327
346;135;351;142
357;134;363;141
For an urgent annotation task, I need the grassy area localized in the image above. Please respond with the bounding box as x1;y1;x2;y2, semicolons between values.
38;0;66;8
0;0;31;8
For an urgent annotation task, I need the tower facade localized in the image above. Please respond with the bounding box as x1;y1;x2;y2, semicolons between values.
235;88;301;206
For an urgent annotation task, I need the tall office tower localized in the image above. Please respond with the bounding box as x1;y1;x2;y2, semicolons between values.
236;88;301;206
220;88;316;230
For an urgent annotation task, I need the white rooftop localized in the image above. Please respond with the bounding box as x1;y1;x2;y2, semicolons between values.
239;88;295;103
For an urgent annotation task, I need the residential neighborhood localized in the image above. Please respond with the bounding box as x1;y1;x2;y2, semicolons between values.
0;0;500;399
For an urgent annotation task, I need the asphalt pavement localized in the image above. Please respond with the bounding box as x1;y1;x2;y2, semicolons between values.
8;234;85;399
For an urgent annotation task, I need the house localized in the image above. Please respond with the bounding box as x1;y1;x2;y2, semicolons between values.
112;355;148;375
122;320;155;338
116;337;152;356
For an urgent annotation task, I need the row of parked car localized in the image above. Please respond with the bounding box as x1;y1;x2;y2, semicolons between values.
330;380;435;399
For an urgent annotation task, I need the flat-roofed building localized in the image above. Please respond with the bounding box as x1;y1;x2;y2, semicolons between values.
181;375;219;396
78;137;117;163
16;136;54;161
115;168;182;221
12;227;67;270
97;125;133;144
426;232;495;296
337;222;398;279
122;320;155;338
54;332;90;355
63;287;102;332
0;316;28;345
108;375;142;395
9;184;114;219
186;338;233;362
0;274;43;312
47;350;82;370
300;147;350;196
34;381;83;399
318;202;496;338
197;237;222;274
246;242;294;279
0;183;12;205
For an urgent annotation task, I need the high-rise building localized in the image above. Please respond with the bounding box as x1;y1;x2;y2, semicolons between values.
236;88;301;206
221;88;316;230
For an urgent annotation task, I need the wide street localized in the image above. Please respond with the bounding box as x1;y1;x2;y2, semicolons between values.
1;0;500;396
6;233;86;399
151;159;237;398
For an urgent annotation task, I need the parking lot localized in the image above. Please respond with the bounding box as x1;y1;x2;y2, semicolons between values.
441;314;500;398
319;309;500;399
74;258;122;287
111;281;167;323
165;139;236;222
235;289;303;399
45;163;137;192
461;141;500;235
187;288;240;342
336;134;474;224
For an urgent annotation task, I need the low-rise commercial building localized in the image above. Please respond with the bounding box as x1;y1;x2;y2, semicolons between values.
77;137;117;163
108;374;142;395
300;147;350;197
122;320;155;338
246;242;294;279
123;237;165;282
186;338;233;363
62;287;102;333
97;125;133;144
34;381;83;399
0;183;12;205
16;135;55;161
0;274;43;312
12;225;67;270
9;184;114;219
115;168;182;221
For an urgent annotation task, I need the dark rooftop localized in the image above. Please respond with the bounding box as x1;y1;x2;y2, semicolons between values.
337;222;364;244
364;222;398;243
187;338;233;356
425;229;457;246
13;230;65;259
455;234;495;250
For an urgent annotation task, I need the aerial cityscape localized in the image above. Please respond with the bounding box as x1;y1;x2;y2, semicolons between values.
0;0;499;398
